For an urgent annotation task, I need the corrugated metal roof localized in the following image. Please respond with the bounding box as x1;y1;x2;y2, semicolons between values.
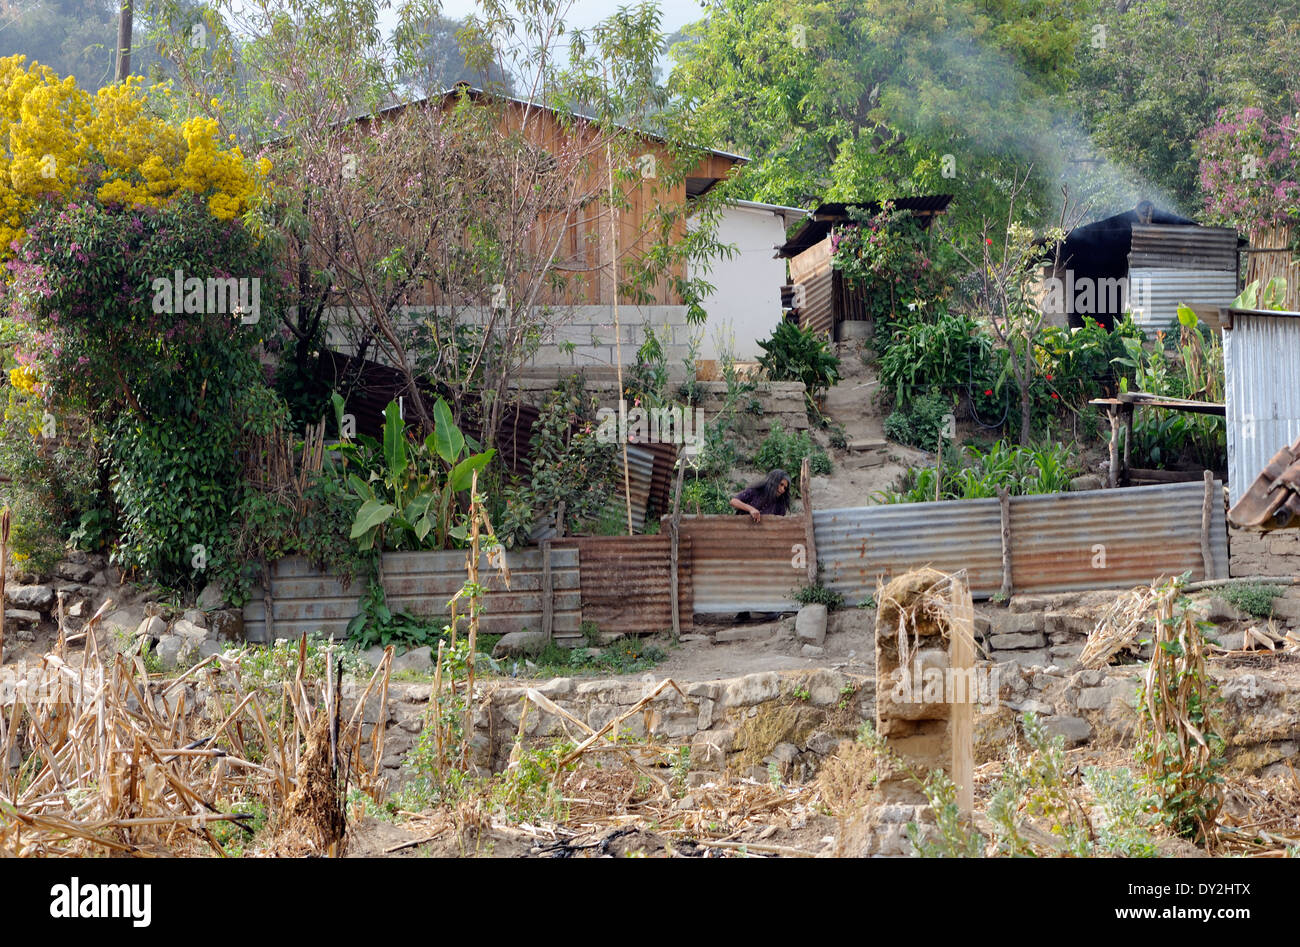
1128;268;1239;337
1225;311;1300;504
552;534;692;636
676;515;806;613
1129;224;1239;270
1007;482;1227;593
814;500;1005;601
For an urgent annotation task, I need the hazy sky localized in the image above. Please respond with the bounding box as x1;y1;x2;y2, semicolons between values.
430;0;708;35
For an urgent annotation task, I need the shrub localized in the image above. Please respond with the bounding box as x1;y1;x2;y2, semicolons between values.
752;421;831;480
879;440;1080;503
877;310;992;408
884;391;954;450
793;583;844;610
756;320;841;403
1219;582;1283;619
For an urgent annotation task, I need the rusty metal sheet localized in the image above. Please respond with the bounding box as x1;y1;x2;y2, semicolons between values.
1007;481;1227;593
552;534;692;636
675;514;806;613
243;547;582;643
813;500;1005;602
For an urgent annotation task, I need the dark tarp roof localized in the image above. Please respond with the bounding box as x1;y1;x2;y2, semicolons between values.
777;195;954;258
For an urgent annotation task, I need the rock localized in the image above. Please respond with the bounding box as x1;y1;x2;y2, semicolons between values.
716;625;776;643
56;562;95;583
1042;715;1092;745
991;611;1042;635
172;618;206;641
67;600;88;619
198;638;225;659
1201;596;1248;623
208;609;244;642
1077;679;1137;710
12;626;35;643
996;649;1051;667
763;742;800;768
1069;475;1103;492
358;646;386;668
720;671;780;707
491;630;547;658
807;731;847;756
6;608;42;626
154;636;187;671
392;646;433;674
795;603;828;645
135;615;167;643
990;631;1046;650
196;582;226;611
4;584;54;611
182;608;208;629
1209;629;1246;651
801;644;825;658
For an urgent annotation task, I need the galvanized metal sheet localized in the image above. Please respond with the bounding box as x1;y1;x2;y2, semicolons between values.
1129;224;1239;271
243;547;582;644
813;500;1005;602
676;514;806;613
606;444;656;531
1128;267;1239;337
1225;311;1300;504
552;534;692;636
1008;481;1228;593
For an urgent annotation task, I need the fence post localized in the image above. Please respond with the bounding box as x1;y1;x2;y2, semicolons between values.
998;488;1013;599
1200;470;1216;580
670;455;685;640
542;540;554;643
801;456;817;586
949;571;975;817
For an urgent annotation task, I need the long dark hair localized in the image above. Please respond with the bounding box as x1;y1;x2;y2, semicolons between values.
748;468;791;508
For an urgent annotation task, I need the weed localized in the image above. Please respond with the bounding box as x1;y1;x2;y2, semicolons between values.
793;583;844;610
1219;582;1283;619
793;687;811;702
909;771;986;857
671;746;691;796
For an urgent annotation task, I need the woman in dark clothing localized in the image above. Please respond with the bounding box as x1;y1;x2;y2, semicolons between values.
730;468;790;522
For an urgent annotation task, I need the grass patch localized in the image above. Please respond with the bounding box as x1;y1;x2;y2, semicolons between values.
506;637;669;678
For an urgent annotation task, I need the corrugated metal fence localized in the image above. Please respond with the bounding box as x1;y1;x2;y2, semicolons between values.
245;483;1229;642
815;481;1227;604
1224;309;1300;505
244;547;581;644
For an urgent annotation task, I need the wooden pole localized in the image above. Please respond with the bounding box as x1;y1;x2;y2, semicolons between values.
948;571;975;817
115;0;133;82
1106;406;1119;489
935;427;944;503
1;507;9;667
669;454;685;641
1200;469;1216;580
605;125;633;536
541;540;553;644
1122;404;1133;487
801;456;817;586
997;487;1012;599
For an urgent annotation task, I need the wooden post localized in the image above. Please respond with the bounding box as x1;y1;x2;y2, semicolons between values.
669;455;685;641
801;456;817;585
259;553;275;644
541;540;554;643
997;487;1012;599
1200;470;1216;580
0;507;8;667
1106;406;1119;489
948;571;975;817
1122;404;1133;487
935;427;944;503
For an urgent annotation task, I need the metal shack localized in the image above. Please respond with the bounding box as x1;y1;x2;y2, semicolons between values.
1042;202;1241;335
776;195;952;340
1223;305;1300;505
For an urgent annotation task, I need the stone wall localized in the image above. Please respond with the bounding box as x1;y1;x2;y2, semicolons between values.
1228;525;1300;578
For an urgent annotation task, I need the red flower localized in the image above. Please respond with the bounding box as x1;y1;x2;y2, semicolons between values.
1045;373;1053;381
983;389;993;396
986;238;993;245
1050;392;1059;400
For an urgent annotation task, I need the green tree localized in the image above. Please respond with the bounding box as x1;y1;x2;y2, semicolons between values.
1074;0;1300;214
669;0;1089;247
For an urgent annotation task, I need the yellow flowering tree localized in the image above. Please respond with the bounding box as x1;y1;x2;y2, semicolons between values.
0;55;268;255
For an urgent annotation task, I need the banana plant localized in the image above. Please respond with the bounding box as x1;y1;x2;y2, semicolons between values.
333;394;495;551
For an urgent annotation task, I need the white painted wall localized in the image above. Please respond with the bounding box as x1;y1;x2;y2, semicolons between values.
689;204;793;361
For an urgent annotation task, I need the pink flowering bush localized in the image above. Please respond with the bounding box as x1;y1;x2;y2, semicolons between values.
1197;98;1300;234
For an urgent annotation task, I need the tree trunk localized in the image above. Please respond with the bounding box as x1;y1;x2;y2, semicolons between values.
115;0;132;81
